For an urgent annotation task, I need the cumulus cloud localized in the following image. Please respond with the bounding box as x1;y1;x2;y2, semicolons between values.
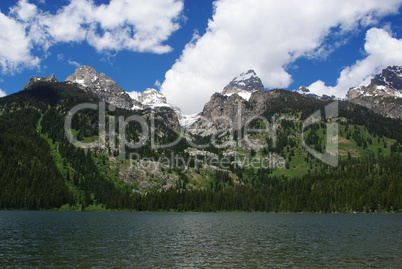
161;0;402;113
127;90;141;100
0;0;184;73
0;6;40;73
308;28;402;97
0;89;7;97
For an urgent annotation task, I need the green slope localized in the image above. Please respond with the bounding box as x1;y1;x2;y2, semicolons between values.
0;82;401;212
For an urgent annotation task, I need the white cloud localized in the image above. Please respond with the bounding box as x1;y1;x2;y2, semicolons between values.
0;4;40;73
0;0;184;73
67;60;81;67
0;89;7;97
308;28;402;97
10;0;37;21
57;53;80;67
127;90;141;100
41;0;184;53
161;0;402;113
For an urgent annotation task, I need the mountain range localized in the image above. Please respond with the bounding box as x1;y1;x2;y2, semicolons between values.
346;66;402;118
61;65;402;126
295;66;402;118
0;65;401;212
63;63;402;119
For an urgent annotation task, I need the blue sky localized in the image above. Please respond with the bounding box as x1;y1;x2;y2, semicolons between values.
0;0;213;93
1;0;402;113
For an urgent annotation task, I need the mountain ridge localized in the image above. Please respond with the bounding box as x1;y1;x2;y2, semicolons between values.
19;65;401;122
0;71;401;212
221;70;264;101
65;65;137;110
346;66;402;118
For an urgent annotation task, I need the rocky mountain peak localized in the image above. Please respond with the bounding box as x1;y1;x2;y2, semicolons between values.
65;65;133;110
190;71;266;136
65;65;98;88
294;86;317;97
371;66;402;91
23;74;58;90
222;70;264;100
295;86;310;93
346;66;402;118
138;88;167;105
294;86;336;101
347;66;402;100
129;88;186;129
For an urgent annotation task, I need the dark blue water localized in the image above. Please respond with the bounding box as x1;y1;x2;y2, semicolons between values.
0;211;400;268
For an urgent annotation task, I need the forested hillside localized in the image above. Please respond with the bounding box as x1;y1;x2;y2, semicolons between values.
0;81;401;212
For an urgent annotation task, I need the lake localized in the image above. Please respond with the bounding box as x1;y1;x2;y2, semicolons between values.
0;211;400;268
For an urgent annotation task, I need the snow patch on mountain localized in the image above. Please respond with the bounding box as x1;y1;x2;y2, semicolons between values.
178;113;201;129
65;65;134;110
294;86;339;100
222;70;264;101
223;90;253;101
128;87;199;128
23;74;58;90
347;66;402;100
348;85;402;99
233;70;256;82
346;66;402;118
138;88;167;106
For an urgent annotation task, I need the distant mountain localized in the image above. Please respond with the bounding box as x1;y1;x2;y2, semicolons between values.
62;65;402;123
20;65;402;130
131;88;200;129
292;66;402;118
189;70;265;136
1;65;401;212
222;70;264;100
131;87;174;110
191;70;338;137
294;86;336;101
23;74;58;90
347;66;402;118
137;88;168;107
65;65;137;110
65;66;187;129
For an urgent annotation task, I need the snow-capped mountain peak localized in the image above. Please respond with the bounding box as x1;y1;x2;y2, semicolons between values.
222;70;264;101
128;88;199;129
128;88;172;110
348;85;402;99
138;88;167;106
66;66;98;88
347;66;402;100
370;65;402;93
294;86;316;96
294;86;337;101
233;69;258;83
65;65;133;110
346;66;402;118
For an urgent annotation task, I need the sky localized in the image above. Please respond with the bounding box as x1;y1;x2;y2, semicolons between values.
0;0;402;114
